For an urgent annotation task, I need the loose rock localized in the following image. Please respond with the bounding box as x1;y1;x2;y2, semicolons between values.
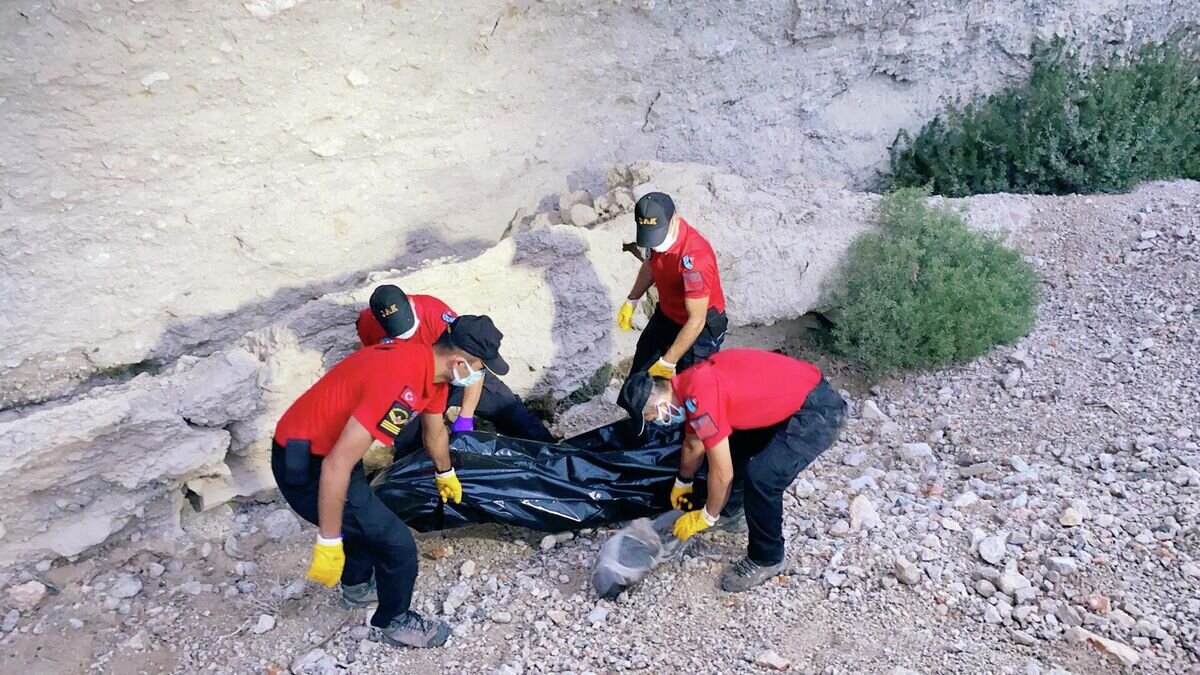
1058;507;1083;527
264;509;302;541
6;581;47;611
849;495;880;531
754;650;791;671
978;535;1006;565
110;573;143;599
894;556;922;586
1065;627;1140;667
252;614;276;634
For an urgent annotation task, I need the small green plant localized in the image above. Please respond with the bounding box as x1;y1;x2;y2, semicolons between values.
889;40;1200;196
825;188;1038;376
564;363;614;406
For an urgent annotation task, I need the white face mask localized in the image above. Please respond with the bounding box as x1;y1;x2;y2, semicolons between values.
395;300;421;340
652;400;685;427
650;225;678;253
451;361;485;388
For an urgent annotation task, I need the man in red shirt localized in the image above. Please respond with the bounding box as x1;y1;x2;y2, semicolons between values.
356;285;553;443
616;192;728;380
617;349;847;592
272;315;510;648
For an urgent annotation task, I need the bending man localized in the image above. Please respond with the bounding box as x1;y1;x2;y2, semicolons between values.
617;192;728;379
272;315;511;647
357;284;554;443
617;349;846;592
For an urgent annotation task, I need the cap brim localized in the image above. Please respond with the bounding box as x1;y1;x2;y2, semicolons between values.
636;226;668;249
483;355;510;377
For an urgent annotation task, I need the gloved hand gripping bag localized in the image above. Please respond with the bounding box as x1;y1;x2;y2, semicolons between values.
372;422;692;533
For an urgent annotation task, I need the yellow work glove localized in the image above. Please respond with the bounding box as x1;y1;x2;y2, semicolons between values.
616;300;636;332
673;508;718;541
670;477;694;510
435;468;463;504
647;358;676;379
306;537;345;588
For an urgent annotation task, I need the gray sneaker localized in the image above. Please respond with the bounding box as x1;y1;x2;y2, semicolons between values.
715;507;748;534
340;577;378;609
380;611;451;648
720;557;784;592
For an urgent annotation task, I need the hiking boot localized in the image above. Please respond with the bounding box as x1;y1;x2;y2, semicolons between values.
380;611;451;648
715;507;748;534
340;577;378;609
719;557;784;593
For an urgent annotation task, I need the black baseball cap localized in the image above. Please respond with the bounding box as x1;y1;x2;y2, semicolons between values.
634;192;675;248
445;315;510;376
617;371;654;433
370;285;416;338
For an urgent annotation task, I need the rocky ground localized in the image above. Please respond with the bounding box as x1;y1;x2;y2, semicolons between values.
1;181;1197;673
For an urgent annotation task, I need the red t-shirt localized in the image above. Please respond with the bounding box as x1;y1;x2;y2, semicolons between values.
274;342;449;456
648;218;726;325
356;294;457;347
672;349;822;450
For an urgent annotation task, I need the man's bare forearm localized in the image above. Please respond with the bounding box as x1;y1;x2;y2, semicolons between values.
704;472;733;516
422;415;452;472
627;262;654;300
663;317;705;364
317;459;352;538
678;438;706;480
459;379;484;419
702;439;734;516
317;418;373;538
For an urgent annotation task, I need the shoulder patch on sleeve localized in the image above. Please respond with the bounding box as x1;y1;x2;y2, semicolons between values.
682;270;705;293
441;310;456;323
688;413;719;440
378;396;415;436
682;255;694;270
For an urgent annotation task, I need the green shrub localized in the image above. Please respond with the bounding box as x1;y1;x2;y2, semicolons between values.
889;40;1200;196
826;188;1038;376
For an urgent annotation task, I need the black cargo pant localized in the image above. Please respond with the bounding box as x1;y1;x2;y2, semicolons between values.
630;306;728;375
722;379;846;565
271;442;417;628
392;372;553;453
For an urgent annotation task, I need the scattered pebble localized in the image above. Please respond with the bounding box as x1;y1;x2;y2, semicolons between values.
753;650;792;671
251;614;276;635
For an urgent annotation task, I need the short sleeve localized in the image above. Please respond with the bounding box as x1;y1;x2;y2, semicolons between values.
424;384;450;416
353;381;418;445
682;372;731;450
681;254;714;300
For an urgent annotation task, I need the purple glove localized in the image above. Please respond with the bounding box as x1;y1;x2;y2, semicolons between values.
450;416;475;433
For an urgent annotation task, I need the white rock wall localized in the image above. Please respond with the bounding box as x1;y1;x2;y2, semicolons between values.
2;0;1195;408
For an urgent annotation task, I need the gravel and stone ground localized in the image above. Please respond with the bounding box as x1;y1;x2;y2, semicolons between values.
1;181;1197;673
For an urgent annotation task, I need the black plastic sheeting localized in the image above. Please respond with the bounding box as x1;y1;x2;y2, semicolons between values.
372;422;690;533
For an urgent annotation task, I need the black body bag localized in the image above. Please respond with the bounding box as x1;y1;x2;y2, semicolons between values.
372;422;691;533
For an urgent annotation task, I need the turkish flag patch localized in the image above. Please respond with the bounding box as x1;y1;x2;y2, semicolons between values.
689;413;719;440
682;270;704;293
400;386;416;405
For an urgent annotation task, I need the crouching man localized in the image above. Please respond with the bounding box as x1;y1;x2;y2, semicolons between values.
358;284;554;443
617;349;846;592
272;315;512;647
